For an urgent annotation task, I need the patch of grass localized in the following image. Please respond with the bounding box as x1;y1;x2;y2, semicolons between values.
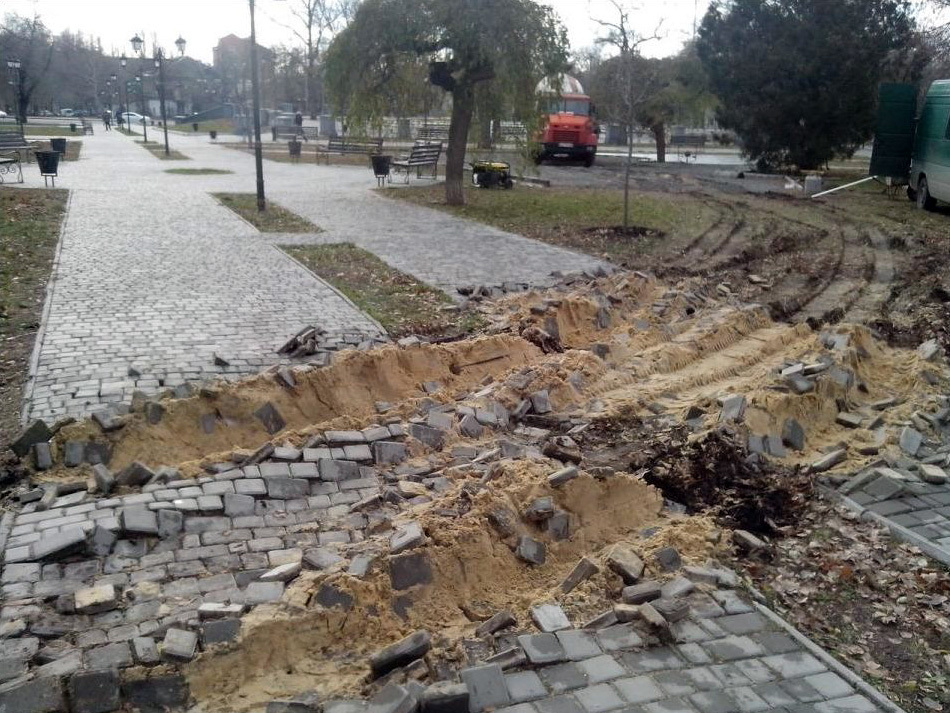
32;140;82;162
385;183;717;265
136;140;189;161
165;118;235;135
23;125;77;137
222;143;376;167
164;168;233;175
116;127;136;136
213;193;319;233
282;243;484;338
0;187;68;444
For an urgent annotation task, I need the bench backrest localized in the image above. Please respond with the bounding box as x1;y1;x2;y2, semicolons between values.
327;137;382;152
405;142;442;164
670;135;705;148
417;126;449;140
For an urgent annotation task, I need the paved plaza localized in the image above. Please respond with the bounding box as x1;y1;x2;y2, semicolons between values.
16;129;603;423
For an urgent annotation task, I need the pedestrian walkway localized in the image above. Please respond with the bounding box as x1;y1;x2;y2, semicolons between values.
21;132;382;423
19;128;605;423
155;132;607;293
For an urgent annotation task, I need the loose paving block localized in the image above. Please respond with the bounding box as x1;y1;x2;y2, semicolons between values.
116;461;155;487
162;628;198;661
369;629;431;678
596;624;643;651
391;522;425;554
548;465;579;487
245;581;285;604
654;547;682;572
31;526;87;561
531;603;571;632
267;693;322;713
461;664;511;713
121;676;190;713
410;423;446;450
33;442;53;470
121;508;158;536
132;636;160;664
69;669;121;713
92;464;115;494
607;545;644;583
74;583;118;614
622;580;662;604
516;536;546;565
374;442;408;465
781;418;805;451
574;683;625;713
835;412;863;429
811;449;847;473
0;675;65;713
389;551;433;590
84;642;132;669
10;419;52;458
561;557;600;594
254;402;286;434
719;395;746;422
919;463;949;484
201;618;242;645
261;562;302;582
504;672;546;704
900;426;924;456
366;683;416;713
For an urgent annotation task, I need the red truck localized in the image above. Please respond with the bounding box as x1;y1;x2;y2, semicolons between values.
535;75;599;167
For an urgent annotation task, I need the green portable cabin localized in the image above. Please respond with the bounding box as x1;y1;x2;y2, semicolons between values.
908;80;950;209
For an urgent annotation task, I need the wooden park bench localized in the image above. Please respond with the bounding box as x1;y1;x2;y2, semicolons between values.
81;118;94;135
391;141;442;183
275;126;318;141
0;152;23;184
0;123;35;163
416;125;449;142
670;134;705;162
316;136;383;164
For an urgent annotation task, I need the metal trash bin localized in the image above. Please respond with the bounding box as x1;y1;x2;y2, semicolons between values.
371;155;391;186
288;140;302;162
36;150;60;187
50;138;67;156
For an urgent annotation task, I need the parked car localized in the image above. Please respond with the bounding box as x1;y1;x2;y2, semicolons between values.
60;108;75;117
119;111;148;126
0;110;7;118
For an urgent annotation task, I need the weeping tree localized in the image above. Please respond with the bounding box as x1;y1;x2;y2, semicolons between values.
323;0;569;205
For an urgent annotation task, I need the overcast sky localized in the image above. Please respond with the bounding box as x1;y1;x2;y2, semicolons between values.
0;0;710;63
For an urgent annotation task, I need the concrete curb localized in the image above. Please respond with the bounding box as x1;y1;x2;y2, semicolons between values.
0;511;15;559
753;602;909;713
818;484;950;568
20;187;74;426
268;243;389;338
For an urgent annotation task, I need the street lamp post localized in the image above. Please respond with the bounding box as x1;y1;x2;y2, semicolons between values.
6;59;22;126
130;33;186;157
249;0;266;212
135;74;148;143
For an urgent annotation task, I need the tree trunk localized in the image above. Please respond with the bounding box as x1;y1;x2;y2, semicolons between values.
445;84;474;206
653;123;666;164
623;123;633;229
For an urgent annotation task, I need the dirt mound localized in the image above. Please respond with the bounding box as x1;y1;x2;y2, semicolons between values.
185;464;687;712
47;335;539;474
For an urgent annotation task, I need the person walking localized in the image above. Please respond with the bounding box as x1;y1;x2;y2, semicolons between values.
102;109;112;131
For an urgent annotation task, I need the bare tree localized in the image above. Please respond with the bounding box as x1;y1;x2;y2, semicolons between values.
277;0;357;117
0;13;53;122
591;1;662;229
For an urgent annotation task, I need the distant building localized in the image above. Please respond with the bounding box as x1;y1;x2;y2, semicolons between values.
212;34;275;106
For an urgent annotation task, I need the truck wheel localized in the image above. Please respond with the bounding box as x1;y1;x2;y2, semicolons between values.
918;176;936;211
584;155;595;167
533;152;544;165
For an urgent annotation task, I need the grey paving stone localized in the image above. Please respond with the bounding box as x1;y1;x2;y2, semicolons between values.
812;695;878;713
201;618;242;645
0;676;65;713
538;662;588;693
689;690;737;713
622;648;686;673
596;624;643;652
703;636;765;662
132;636;160;664
803;673;853;699
162;628;198;661
519;633;566;664
642;697;698;713
578;654;627;683
574;684;626;713
505;671;547;703
84;641;132;669
613;676;666;704
461;663;511;712
556;629;603;660
69;669;121;713
761;652;827;678
245;581;285;604
534;695;584;713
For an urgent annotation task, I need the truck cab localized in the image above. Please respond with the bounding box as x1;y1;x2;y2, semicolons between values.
536;76;599;167
910;80;950;210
